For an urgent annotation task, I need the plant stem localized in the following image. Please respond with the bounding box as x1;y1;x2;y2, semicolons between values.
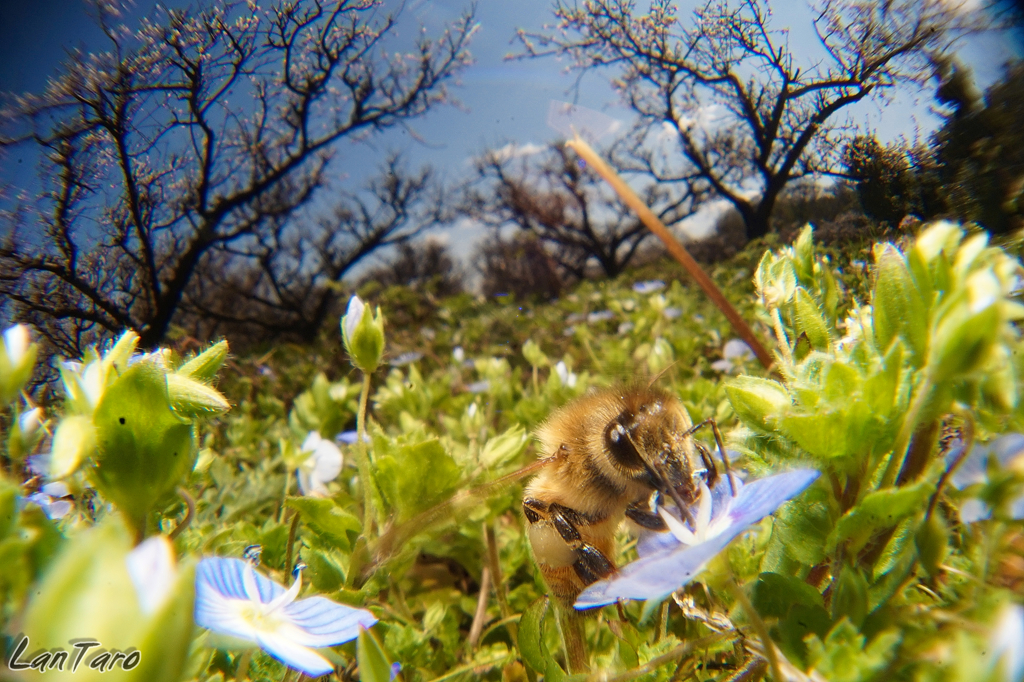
285;511;300;573
356;371;375;536
555;602;589;674
235;650;251;681
169;486;195;540
727;577;781;682
565;136;773;371
880;374;934;489
279;471;291;524
467;566;492;649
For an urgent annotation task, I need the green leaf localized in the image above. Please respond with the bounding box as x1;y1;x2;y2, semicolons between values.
373;437;460;523
0;479;16;539
287;497;362;552
518;598;566;682
725;377;790;433
872;518;916;582
357;626;393;682
829;481;935;554
50;414;97;479
771;492;833;566
872;244;927;362
915;512;949;578
778;603;831;668
805;619;900;682
90;361;195;532
778;410;851;460
479;425;528;469
794;287;830;350
166;373;230;417
831;565;868;628
751;572;823;618
176;340;228;381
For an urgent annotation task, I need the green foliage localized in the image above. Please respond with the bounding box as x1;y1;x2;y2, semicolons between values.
2;221;1023;681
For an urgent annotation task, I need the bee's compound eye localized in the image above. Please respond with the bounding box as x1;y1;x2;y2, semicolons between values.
604;416;646;471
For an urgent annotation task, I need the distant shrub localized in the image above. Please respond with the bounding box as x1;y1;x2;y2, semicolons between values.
474;233;564;301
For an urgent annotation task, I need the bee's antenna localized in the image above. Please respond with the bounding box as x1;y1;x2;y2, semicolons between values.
681;418;737;498
646;362;680;388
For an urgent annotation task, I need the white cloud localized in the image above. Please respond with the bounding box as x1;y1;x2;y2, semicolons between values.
485;142;547;163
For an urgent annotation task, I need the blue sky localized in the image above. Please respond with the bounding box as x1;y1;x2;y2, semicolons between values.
1;0;1020;262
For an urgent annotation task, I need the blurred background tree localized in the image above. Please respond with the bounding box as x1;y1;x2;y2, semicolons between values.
0;0;475;356
463;142;705;280
515;0;986;241
843;59;1024;234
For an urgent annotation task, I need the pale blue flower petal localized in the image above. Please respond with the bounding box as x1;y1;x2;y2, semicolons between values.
195;557;377;676
576;531;735;608
126;536;177;615
282;595;378;647
256;631;335;677
632;280;665;294
576;469;818;609
196;558;285;615
727;469;819;528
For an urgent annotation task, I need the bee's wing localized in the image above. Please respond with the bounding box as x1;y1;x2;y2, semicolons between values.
370;456;556;568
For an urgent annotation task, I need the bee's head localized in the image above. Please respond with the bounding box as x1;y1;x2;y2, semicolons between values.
601;390;703;502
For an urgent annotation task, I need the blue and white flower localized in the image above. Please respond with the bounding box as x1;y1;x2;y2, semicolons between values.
945;433;1024;523
575;468;819;609
632;280;666;294
23;481;73;520
710;339;755;373
195;557;377;677
296;432;344;496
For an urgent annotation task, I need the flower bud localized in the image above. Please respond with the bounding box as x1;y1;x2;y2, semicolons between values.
176;340;229;381
0;325;37;405
522;339;549;368
915;512;949;579
341;296;385;373
725;376;790;433
8;407;45;462
50;414;99;479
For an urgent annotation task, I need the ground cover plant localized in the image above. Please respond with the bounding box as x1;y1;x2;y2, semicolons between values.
2;221;1024;682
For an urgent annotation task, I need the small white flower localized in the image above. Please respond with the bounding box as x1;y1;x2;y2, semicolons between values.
711;339;754;373
466;380;490;394
587;310;615;324
554;361;577;388
127;535;178;615
452;346;465;363
663;307;682;320
343;295;365;344
390;351;423;367
296;432;343;496
618;322;635;335
18;407;43;437
993;603;1024;682
195;557;377;677
3;325;30;365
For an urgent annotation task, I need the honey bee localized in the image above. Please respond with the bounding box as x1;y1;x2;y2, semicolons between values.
523;385;729;605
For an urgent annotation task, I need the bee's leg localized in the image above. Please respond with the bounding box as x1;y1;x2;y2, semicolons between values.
682;418;736;496
625;501;668;531
542;503;615;584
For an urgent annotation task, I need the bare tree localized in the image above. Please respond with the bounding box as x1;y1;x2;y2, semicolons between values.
179;155;447;344
515;0;981;240
0;0;475;356
464;142;701;279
